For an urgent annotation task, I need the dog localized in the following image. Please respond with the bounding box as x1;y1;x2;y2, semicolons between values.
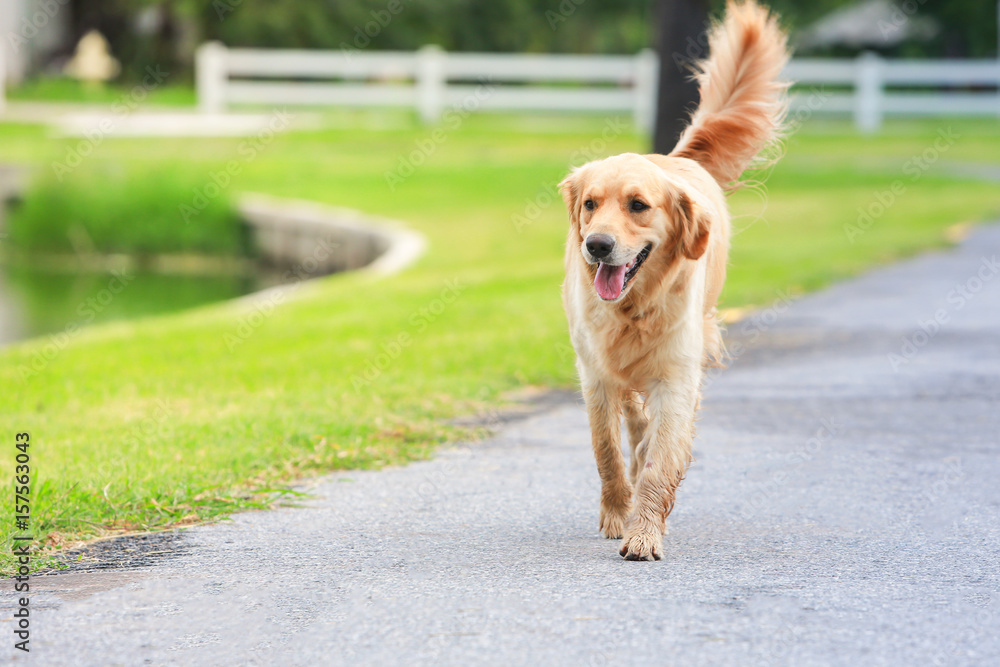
559;0;789;560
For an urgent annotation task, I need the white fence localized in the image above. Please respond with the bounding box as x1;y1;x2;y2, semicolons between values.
0;43;996;133
196;44;1000;133
196;43;660;132
786;53;1000;132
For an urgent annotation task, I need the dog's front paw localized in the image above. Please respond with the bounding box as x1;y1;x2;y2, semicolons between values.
599;501;631;539
618;521;663;561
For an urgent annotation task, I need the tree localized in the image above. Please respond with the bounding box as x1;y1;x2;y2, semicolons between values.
652;0;709;154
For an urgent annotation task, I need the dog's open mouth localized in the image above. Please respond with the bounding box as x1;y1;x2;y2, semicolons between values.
594;244;652;301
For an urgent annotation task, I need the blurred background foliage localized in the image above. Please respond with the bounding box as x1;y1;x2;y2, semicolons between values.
51;0;999;83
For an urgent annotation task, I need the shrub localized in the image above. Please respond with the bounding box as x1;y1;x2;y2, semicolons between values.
7;161;247;256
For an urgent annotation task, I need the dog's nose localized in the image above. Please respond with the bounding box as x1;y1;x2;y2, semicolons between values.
585;234;616;260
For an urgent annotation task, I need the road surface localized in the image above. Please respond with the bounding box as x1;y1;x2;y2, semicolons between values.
4;225;1000;665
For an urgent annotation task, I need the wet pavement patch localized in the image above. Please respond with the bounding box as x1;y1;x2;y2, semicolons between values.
40;531;189;574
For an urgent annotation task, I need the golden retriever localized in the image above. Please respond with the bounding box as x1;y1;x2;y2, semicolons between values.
559;0;789;560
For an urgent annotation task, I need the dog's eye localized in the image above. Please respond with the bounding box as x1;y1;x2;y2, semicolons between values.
630;200;649;212
583;200;596;211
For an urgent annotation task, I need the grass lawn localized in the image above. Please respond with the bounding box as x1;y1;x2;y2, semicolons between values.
6;77;197;107
1;111;998;572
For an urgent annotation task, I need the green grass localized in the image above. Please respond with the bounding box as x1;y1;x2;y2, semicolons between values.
7;77;197;107
0;113;998;572
7;162;243;255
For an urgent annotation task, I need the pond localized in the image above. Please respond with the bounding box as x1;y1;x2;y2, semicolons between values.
0;264;261;347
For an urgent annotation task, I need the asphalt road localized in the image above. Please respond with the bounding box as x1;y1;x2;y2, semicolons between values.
5;225;1000;666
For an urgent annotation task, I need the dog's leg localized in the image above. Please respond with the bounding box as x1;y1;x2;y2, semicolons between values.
619;370;700;561
624;393;649;486
582;375;632;539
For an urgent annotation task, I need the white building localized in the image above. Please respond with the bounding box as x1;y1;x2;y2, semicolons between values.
1;0;71;84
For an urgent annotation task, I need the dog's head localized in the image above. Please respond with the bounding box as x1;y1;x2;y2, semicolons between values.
559;153;710;303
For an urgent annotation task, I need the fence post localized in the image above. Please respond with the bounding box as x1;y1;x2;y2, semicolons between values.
855;51;882;134
416;45;445;124
196;41;227;114
634;49;659;136
0;44;6;115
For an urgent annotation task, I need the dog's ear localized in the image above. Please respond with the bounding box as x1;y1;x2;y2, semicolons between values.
558;170;581;230
673;192;711;260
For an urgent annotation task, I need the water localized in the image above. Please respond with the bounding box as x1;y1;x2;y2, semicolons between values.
0;265;260;347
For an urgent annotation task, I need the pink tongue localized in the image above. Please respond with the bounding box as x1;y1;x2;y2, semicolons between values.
595;262;628;300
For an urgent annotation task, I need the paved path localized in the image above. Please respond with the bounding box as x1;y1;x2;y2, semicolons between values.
1;102;292;137
5;225;1000;666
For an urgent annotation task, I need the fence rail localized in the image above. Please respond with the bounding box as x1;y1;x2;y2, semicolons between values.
195;44;1000;133
196;44;660;131
785;54;1000;131
1;44;997;134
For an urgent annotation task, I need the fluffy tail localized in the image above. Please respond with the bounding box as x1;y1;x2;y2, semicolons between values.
670;0;790;190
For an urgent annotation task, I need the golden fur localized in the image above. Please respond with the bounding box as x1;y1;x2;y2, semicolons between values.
559;0;789;560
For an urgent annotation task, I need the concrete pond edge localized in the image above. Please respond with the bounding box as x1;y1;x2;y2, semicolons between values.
238;192;426;279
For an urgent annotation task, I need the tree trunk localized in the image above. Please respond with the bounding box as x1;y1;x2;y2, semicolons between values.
652;0;710;154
